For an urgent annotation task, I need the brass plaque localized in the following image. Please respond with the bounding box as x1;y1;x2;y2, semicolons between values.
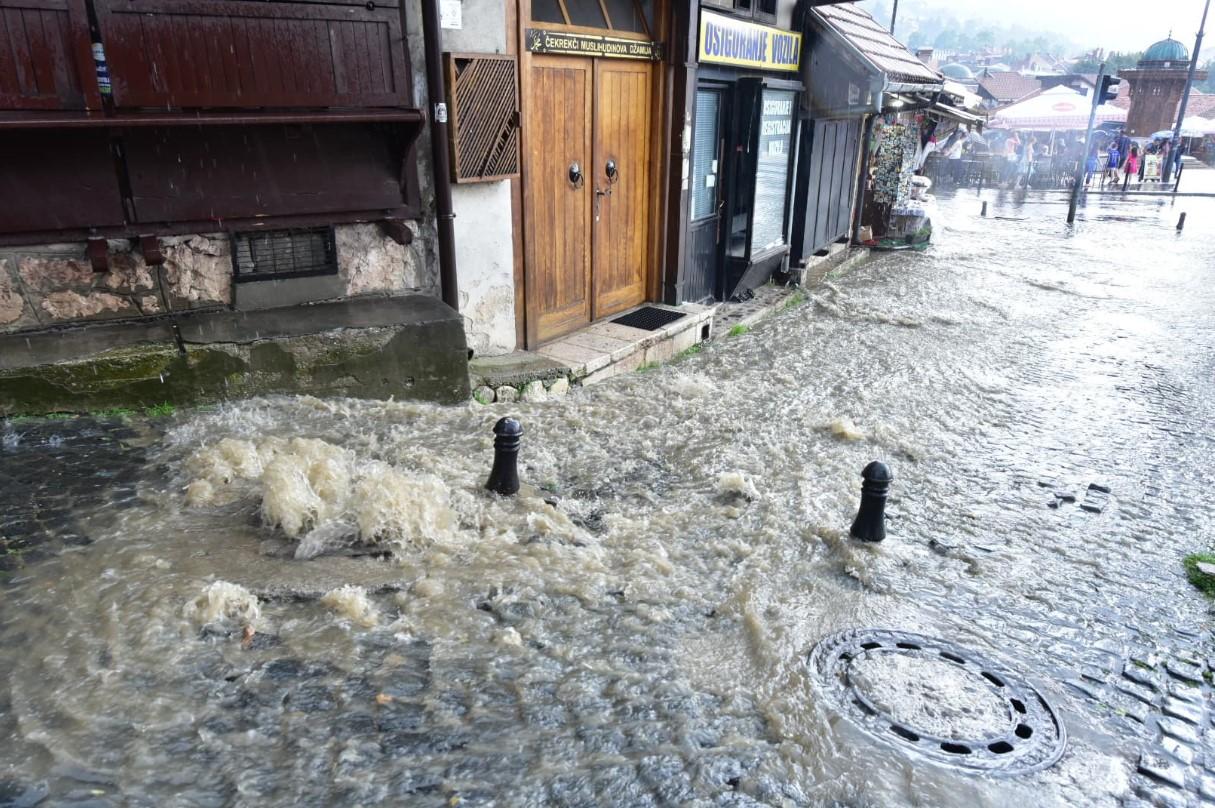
525;28;663;61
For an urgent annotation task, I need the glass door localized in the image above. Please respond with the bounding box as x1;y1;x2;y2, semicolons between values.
685;87;724;302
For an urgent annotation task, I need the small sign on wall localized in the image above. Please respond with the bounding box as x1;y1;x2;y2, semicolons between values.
525;28;663;61
441;0;462;29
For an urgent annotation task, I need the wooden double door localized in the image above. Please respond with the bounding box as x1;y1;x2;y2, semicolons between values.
523;54;653;344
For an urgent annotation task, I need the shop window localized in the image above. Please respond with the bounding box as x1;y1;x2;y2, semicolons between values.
750;88;795;256
232;227;338;282
753;0;776;23
691;90;721;220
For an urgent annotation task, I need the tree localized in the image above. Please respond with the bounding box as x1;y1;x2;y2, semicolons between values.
1071;51;1144;74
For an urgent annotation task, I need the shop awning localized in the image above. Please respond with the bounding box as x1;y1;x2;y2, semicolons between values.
807;3;943;111
931;100;986;128
988;85;1126;131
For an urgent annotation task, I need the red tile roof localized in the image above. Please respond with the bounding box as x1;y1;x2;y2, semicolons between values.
1186;93;1215;118
813;4;941;86
977;72;1042;103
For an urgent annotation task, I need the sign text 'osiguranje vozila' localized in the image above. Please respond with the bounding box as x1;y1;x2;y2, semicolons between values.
698;10;801;73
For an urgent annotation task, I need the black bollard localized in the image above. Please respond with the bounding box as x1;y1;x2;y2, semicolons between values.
1177;212;1187;231
850;461;893;542
981;201;988;217
485;417;523;496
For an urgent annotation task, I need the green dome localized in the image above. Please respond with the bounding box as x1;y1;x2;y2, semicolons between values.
940;63;974;80
1143;37;1189;64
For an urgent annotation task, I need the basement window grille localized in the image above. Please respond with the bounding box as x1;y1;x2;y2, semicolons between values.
231;227;339;283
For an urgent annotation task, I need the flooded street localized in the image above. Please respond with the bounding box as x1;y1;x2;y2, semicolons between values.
3;184;1215;807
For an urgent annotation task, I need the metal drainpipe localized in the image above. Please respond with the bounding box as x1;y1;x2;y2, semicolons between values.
420;0;459;311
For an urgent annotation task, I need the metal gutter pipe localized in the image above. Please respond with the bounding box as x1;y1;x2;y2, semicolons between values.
420;0;460;311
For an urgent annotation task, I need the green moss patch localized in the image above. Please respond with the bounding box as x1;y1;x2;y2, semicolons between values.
1183;553;1215;597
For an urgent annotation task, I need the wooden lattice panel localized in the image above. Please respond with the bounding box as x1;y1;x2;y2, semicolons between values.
444;53;520;183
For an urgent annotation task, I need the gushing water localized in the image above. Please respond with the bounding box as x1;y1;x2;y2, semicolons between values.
1;186;1214;806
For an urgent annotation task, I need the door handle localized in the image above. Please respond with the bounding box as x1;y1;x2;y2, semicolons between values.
605;159;619;185
568;161;584;188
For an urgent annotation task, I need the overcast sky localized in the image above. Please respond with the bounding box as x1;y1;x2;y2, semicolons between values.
859;0;1212;54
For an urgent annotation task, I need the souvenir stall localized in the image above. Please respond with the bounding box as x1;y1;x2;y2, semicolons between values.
858;112;933;249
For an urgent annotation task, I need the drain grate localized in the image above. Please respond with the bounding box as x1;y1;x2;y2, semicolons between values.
807;629;1066;775
612;306;687;331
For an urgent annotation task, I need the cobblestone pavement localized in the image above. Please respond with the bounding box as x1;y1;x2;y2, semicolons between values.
2;188;1215;807
0;417;152;575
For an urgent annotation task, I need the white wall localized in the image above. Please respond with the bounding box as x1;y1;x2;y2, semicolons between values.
454;181;516;356
442;0;519;355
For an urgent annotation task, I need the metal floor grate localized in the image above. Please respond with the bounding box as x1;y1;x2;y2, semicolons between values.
611;306;686;331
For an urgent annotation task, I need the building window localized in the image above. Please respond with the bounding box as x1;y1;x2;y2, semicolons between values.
750;88;795;256
691;90;721;220
232;227;339;283
534;0;654;32
753;0;776;23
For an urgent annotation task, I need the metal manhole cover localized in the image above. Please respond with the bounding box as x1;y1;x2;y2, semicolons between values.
611;306;686;331
808;629;1066;775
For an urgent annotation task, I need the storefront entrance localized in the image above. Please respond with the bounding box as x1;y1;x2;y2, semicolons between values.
522;54;653;342
679;11;801;304
685;75;799;302
518;0;667;346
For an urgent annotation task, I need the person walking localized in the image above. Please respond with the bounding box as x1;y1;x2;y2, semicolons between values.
1106;140;1121;185
1124;145;1140;189
1017;136;1037;189
1003;133;1021;186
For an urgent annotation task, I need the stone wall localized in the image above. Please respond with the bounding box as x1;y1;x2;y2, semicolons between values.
0;236;231;334
0;222;436;336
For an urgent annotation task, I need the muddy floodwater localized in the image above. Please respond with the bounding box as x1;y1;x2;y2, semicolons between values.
2;184;1215;807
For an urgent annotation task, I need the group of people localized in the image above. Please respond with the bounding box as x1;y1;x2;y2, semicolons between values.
922;126;1185;190
997;132;1085;189
1087;136;1176;187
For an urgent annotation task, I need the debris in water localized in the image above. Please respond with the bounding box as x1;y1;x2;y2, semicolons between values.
1081;484;1111;514
240;625;256;649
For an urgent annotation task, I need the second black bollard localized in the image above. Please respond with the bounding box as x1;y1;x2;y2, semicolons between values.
850;461;893;542
1177;212;1187;231
981;201;988;217
485;417;523;496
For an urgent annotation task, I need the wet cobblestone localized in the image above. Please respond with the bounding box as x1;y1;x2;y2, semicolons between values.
5;192;1215;806
0;417;154;577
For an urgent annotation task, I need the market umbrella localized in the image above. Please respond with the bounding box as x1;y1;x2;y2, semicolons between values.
1150;118;1215;138
988;86;1127;131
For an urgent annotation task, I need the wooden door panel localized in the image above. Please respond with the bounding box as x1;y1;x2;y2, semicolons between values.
523;54;592;343
591;58;650;319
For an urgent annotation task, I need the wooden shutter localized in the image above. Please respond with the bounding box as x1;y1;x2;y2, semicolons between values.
444;53;520;183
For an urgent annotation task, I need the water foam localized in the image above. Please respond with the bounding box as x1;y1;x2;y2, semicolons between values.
185;581;261;627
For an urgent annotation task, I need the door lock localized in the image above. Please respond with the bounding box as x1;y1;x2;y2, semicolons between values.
594;186;611;221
